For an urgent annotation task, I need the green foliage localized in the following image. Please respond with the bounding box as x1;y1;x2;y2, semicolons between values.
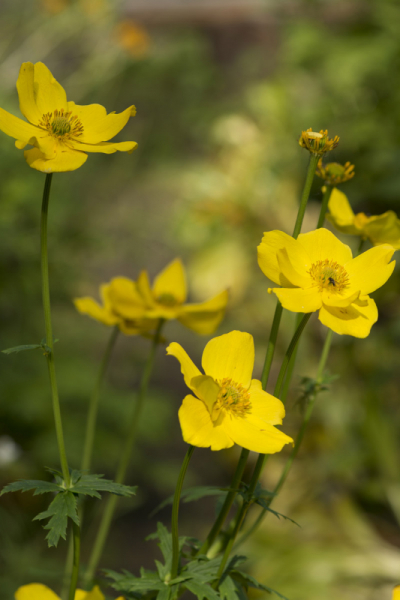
150;486;228;516
1;338;59;356
1;469;136;547
296;374;338;413
230;570;290;600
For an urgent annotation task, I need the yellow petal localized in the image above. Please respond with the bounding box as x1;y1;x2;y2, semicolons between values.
201;331;254;388
298;228;353;265
178;290;229;335
178;395;234;450
71;140;137;154
345;244;395;295
75;586;105;600
166;342;201;392
247;380;285;425
0;107;40;142
153;258;187;304
191;374;220;413
118;317;159;336
222;415;293;454
15;584;60;600
276;248;311;288
16;62;43;125
393;585;400;600
67;101;135;144
364;211;400;249
74;296;120;326
136;270;154;305
33;62;68;115
318;296;378;338
24;147;88;172
272;287;322;313
327;188;359;233
257;231;303;286
321;288;360;308
107;277;147;319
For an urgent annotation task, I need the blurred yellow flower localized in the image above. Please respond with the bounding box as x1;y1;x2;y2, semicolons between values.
114;20;150;57
41;0;69;14
75;259;228;336
393;585;400;599
258;228;395;338
0;62;137;173
15;583;123;600
74;278;158;336
316;159;355;186
299;128;339;155
327;188;400;249
167;331;293;452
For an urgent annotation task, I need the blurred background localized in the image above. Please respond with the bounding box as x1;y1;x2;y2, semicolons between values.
1;0;400;598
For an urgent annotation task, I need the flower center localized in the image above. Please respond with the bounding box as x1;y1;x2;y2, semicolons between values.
39;109;84;140
308;259;349;292
214;377;251;418
156;293;179;307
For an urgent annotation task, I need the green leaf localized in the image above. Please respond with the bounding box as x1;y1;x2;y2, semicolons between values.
259;507;300;528
33;491;78;548
0;479;63;496
2;344;42;355
69;472;137;498
156;587;171;600
150;486;227;517
106;568;165;593
184;556;221;584
219;575;242;600
230;571;290;600
185;580;220;600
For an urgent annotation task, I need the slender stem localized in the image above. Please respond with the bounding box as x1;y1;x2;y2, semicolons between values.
292;154;320;239
357;237;366;254
68;522;81;600
260;303;283;390
41;173;70;487
171;445;195;580
236;329;333;548
273;313;312;400
198;448;250;556
84;320;165;586
316;184;333;229
81;326;119;473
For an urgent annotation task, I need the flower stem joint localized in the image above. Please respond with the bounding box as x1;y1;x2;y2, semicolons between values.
299;128;339;156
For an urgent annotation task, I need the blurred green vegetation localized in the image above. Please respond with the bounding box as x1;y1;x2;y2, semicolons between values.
1;0;400;598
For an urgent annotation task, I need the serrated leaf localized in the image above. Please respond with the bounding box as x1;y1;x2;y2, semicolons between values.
150;486;227;517
185;580;220;600
1;479;62;496
2;344;42;354
107;569;164;593
230;571;289;600
185;556;221;584
70;473;137;498
219;575;241;600
33;491;78;547
263;507;300;528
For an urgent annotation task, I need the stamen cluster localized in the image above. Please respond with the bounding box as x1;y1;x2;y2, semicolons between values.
299;128;339;156
308;259;349;292
215;378;251;417
316;159;355;185
39;109;84;140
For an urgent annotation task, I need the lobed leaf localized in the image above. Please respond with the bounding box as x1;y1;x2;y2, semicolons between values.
230;571;290;600
33;491;78;548
70;473;137;498
185;580;220;600
0;479;62;496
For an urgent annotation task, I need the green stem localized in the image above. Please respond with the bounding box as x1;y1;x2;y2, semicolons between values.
198;448;250;556
81;326;119;473
292;153;319;239
84;320;164;586
41;173;70;487
236;329;333;548
68;522;81;600
260;303;283;390
316;184;333;229
357;237;366;254
171;445;195;580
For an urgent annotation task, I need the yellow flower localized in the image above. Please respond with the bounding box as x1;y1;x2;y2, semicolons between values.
327;188;400;249
118;259;229;335
114;20;151;57
316;159;355;186
15;583;123;600
167;331;293;452
74;278;158;336
74;259;228;336
257;228;395;338
393;585;400;600
299;128;339;155
0;62;137;172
